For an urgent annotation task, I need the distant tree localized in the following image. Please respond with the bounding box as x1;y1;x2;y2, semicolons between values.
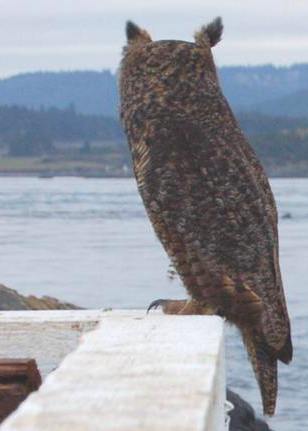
0;104;125;152
66;102;76;114
8;129;54;157
80;140;91;155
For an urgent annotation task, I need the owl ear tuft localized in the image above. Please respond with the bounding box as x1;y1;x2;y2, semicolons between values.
194;17;223;47
126;21;152;45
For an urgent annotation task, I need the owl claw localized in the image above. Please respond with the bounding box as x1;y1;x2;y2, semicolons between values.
147;299;167;313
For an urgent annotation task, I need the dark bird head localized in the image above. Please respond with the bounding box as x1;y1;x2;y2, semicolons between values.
121;18;223;85
119;17;224;131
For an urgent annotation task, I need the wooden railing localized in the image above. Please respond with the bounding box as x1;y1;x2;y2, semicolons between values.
0;310;226;431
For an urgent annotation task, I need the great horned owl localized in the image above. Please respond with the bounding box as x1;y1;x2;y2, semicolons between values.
119;18;292;416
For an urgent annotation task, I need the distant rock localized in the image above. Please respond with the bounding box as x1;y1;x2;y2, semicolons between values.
282;212;292;219
0;284;81;310
227;389;274;431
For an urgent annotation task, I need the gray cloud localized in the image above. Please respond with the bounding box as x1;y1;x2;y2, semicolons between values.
0;0;308;77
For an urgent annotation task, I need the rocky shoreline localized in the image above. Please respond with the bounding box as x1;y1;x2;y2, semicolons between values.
0;284;81;310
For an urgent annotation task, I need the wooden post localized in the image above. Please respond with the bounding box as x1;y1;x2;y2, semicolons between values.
0;359;41;423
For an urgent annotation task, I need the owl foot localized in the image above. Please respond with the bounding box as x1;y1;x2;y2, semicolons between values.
147;299;206;315
147;299;169;313
147;299;188;314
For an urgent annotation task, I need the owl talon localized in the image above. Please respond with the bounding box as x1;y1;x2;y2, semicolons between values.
147;299;167;313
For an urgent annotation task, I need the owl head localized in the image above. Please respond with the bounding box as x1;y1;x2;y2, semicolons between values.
121;18;223;86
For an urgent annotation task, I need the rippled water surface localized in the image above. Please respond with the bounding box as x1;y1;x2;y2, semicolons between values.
0;177;306;430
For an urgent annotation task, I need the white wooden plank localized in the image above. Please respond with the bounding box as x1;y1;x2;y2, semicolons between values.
1;311;225;431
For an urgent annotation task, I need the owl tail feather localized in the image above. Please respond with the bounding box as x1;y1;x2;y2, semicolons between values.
241;328;277;416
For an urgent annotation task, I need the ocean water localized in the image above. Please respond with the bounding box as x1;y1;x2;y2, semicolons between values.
0;176;306;430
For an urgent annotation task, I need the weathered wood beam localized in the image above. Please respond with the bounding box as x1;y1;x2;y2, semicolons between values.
0;359;41;423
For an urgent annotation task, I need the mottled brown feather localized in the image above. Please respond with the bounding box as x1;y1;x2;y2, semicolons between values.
119;18;292;415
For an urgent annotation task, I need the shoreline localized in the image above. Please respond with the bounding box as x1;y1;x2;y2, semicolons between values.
0;172;132;178
0;171;307;178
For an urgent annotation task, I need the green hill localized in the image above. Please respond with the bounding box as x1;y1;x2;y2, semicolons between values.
1;65;308;176
251;89;308;117
1;65;308;117
0;71;118;117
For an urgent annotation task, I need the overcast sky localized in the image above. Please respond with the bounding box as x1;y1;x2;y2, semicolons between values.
0;0;308;77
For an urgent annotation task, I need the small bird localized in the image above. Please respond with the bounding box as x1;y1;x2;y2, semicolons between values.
119;17;292;416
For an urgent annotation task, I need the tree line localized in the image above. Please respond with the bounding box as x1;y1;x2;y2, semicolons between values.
0;104;124;157
0;104;308;172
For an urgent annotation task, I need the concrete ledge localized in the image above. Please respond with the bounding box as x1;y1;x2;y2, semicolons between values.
1;311;225;431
